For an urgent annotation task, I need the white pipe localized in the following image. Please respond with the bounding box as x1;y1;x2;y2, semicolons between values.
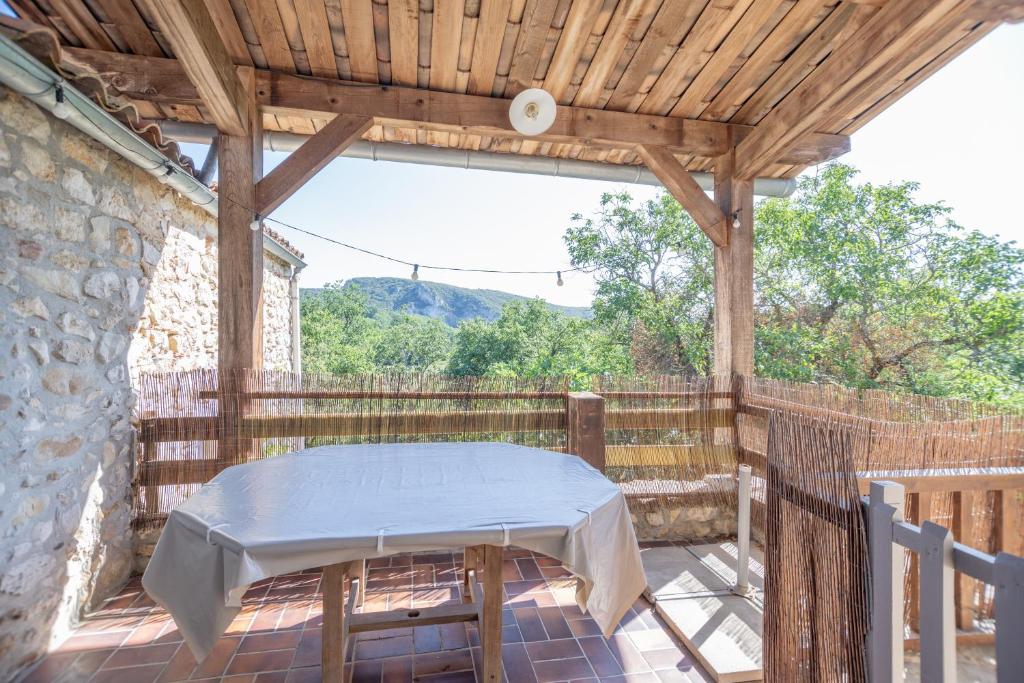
735;464;753;596
159;121;798;198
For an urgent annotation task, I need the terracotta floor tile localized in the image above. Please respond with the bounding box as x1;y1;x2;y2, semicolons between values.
284;666;322;683
190;636;241;679
531;656;596;683
381;655;413;682
525;637;584;662
102;642;181;669
91;662;166;683
355;634;414;660
536;607;573;640
414;625;444;653
414;648;474;676
237;630;303;654
640;648;695;673
500;642;538;683
224;649;295;676
578;636;625;678
605;635;652;675
511;607;548;642
291;629;322;669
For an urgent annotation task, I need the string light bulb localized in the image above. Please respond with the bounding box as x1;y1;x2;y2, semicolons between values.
411;264;419;281
249;213;262;231
157;165;174;184
732;211;741;230
51;85;71;119
556;271;564;287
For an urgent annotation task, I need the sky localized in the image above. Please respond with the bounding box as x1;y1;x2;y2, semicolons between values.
177;22;1024;309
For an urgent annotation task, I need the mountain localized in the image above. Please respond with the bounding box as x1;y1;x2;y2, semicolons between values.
303;277;592;328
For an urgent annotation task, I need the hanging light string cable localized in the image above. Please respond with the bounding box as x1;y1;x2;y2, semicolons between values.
26;70;581;281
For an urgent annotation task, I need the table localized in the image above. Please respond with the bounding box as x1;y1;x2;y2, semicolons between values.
142;442;646;682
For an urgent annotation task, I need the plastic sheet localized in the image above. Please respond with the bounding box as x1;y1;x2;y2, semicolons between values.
142;442;646;660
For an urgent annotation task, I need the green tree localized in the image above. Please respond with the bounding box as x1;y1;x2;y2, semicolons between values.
447;299;630;388
372;312;454;372
300;282;380;374
564;191;713;374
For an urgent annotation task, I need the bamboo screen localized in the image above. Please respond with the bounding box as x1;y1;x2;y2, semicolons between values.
133;370;569;529
591;375;739;540
763;411;870;682
737;377;1024;625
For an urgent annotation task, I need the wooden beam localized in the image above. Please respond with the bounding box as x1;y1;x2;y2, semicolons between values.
735;0;963;178
59;48;849;168
713;149;754;377
256;114;373;216
217;66;263;369
141;0;249;135
637;145;728;247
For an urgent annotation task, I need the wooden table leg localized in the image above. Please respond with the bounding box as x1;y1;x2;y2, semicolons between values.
323;563;347;683
482;545;504;683
463;546;481;603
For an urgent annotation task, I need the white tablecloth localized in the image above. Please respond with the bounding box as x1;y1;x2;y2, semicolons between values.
142;442;646;661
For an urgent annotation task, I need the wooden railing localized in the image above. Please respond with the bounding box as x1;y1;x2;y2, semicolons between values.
866;481;1024;682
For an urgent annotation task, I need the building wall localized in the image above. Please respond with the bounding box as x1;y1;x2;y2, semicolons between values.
0;86;297;681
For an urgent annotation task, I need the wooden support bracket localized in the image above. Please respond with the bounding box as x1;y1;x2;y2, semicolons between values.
637;144;728;247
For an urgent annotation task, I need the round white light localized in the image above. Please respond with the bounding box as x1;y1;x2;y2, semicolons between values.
509;88;556;136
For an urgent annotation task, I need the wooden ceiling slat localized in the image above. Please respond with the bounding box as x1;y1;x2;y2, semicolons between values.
371;0;391;82
416;2;431;88
731;1;874;125
572;0;661;108
387;0;419;87
430;0;465;91
502;0;558;97
540;0;603;101
273;0;311;70
604;0;705;112
293;0;339;77
93;0;162;56
242;0;296;71
51;0;117;50
669;0;790;119
735;0;967;179
467;0;512;96
339;0;377;82
636;0;754;115
701;0;826;122
206;0;255;66
839;20;997;136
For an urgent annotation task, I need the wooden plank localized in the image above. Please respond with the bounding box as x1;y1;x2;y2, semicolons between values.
349;601;479;632
998;489;1022;557
429;0;465;91
206;0;254;66
256;114;373;215
243;0;296;72
572;0;659;108
63;47;204;104
95;0;163;56
388;0;418;86
50;0;117;50
638;144;728;247
142;0;250;135
954;490;979;630
605;1;705;112
482;545;504;683
669;0;788;119
856;472;1024;495
908;491;933;633
467;0;512;96
637;0;755;116
340;0;378;82
607;445;736;468
605;408;735;431
542;0;604;102
503;0;560;97
567;391;605;471
735;0;962;178
293;0;339;78
702;0;828;121
217;65;263;368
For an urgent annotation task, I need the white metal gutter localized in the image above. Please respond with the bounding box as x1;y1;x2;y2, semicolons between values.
159;121;799;198
0;33;306;270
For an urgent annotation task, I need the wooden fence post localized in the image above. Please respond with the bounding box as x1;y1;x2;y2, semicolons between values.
868;481;904;683
567;392;605;472
995;551;1024;682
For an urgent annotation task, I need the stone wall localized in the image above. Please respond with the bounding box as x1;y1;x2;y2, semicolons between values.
0;86;298;681
628;499;738;542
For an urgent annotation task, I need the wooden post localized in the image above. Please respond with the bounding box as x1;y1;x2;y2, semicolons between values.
868;481;904;683
322;563;347;683
712;150;754;378
954;490;978;629
481;545;504;683
908;491;932;633
567;392;605;472
217;66;263;371
994;552;1024;682
919;521;955;683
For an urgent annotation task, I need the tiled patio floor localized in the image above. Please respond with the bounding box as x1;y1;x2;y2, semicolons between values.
22;548;711;683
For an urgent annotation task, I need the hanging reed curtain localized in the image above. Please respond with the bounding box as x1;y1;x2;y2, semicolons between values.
737;376;1024;626
591;374;739;541
133;369;569;529
763;411;870;682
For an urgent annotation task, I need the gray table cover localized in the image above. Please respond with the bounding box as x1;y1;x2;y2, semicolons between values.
142;442;646;660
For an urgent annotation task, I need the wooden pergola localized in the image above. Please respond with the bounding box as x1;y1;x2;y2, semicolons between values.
7;0;1022;380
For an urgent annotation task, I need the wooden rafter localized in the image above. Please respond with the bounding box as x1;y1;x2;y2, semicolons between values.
59;48;850;168
256;114;373;216
734;0;968;179
140;0;249;136
637;145;728;248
